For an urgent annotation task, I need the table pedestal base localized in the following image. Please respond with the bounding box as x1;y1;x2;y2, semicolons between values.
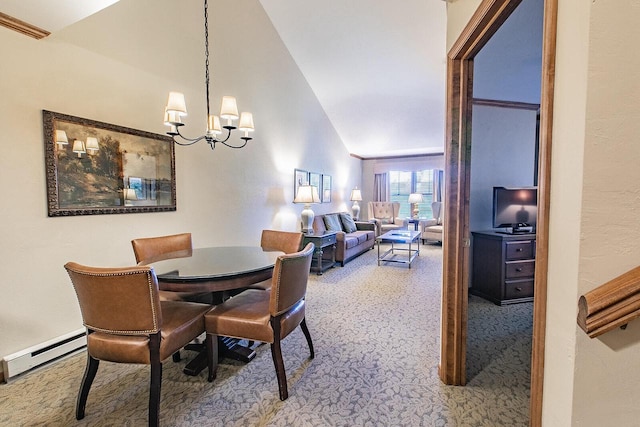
181;338;257;376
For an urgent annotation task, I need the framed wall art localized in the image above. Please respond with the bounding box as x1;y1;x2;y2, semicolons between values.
309;172;321;197
43;110;176;216
322;174;331;203
294;168;309;200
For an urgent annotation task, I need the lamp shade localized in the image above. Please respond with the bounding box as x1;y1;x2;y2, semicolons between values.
220;96;239;120
239;112;254;133
124;188;138;200
164;109;182;126
72;140;86;155
207;114;222;136
408;193;423;204
350;188;362;201
294;185;320;204
85;137;99;154
55;130;68;145
166;91;188;116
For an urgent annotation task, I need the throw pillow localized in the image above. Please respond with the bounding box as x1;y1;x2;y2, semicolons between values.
339;213;357;233
323;214;343;232
379;217;392;224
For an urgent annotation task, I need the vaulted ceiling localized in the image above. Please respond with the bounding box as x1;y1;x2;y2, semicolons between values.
2;0;447;158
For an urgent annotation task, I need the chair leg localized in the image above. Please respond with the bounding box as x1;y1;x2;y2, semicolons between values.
149;333;162;427
205;333;218;382
76;353;99;420
270;319;288;401
300;318;315;359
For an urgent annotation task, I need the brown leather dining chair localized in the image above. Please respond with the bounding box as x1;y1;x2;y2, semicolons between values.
249;230;305;291
131;232;192;265
64;262;212;427
204;242;315;400
132;233;212;304
260;229;304;254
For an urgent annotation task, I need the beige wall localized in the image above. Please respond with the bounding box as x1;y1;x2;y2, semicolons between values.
448;0;640;425
0;0;360;363
572;1;640;425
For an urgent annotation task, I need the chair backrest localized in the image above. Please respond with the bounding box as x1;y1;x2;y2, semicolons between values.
432;201;443;224
131;232;192;264
261;230;303;254
367;202;400;222
269;242;314;316
64;262;162;335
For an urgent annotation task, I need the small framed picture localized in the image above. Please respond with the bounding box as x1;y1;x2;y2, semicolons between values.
294;169;309;201
322;175;331;203
309;172;321;198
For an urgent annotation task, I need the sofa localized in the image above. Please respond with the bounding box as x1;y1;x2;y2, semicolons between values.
312;212;376;266
367;202;407;236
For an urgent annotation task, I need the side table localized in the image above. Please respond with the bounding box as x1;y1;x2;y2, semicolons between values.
405;218;425;231
303;231;337;275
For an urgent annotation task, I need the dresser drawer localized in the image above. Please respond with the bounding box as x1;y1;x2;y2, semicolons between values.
504;279;534;299
505;260;535;279
319;234;337;245
505;240;534;260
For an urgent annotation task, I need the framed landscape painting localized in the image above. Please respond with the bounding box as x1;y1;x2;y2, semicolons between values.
43;110;176;216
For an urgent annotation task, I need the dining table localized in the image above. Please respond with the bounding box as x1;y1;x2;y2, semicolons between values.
150;246;283;376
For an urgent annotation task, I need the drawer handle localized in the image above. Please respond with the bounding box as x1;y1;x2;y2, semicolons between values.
515;268;523;272
516;248;523;252
516;287;522;292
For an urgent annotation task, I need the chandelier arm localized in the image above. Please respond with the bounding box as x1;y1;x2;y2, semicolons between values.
219;138;250;149
172;127;208;145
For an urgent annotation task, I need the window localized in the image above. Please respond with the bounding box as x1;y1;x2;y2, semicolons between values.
389;170;434;218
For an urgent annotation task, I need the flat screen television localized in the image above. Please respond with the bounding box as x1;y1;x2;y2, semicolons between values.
492;186;537;234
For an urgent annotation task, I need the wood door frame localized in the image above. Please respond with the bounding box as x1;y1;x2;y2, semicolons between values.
439;0;557;426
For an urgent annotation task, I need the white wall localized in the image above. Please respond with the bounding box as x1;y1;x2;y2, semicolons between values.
469;104;537;231
0;0;360;364
448;0;640;426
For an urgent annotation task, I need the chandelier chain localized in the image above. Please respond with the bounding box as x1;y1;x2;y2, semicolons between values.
204;0;211;119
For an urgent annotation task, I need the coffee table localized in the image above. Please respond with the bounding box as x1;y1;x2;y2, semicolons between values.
376;229;421;268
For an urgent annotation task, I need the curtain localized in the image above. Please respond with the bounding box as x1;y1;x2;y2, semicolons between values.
433;169;444;202
373;173;388;202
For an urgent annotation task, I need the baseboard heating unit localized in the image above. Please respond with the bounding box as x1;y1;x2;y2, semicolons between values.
2;328;86;380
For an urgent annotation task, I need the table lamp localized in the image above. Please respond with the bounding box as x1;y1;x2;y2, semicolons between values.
408;193;423;219
294;184;320;234
350;187;363;220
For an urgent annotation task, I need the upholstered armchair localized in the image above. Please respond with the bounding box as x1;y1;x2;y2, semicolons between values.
420;201;444;244
367;201;406;236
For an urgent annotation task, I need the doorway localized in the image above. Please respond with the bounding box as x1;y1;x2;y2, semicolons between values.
438;0;557;426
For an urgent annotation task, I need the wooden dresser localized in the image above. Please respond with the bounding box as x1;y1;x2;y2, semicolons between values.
470;230;535;305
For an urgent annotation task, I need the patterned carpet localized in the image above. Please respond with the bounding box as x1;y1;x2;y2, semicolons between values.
0;243;532;426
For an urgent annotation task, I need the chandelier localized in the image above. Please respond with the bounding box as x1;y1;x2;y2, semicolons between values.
163;0;254;150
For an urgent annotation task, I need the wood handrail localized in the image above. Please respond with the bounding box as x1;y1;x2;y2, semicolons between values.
0;12;50;39
577;265;640;338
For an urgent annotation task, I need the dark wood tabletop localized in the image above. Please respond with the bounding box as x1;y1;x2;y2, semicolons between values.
151;246;283;293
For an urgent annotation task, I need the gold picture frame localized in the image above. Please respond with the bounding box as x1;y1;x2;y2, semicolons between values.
43;110;176;216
